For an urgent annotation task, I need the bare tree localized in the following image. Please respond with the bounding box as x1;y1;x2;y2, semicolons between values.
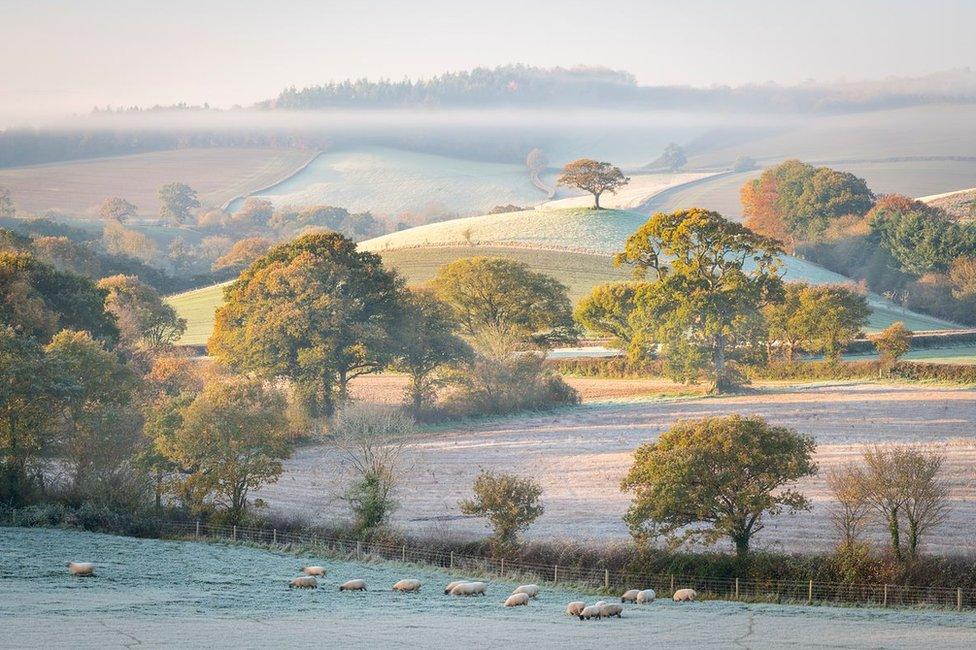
861;446;910;560
826;464;871;548
330;404;414;534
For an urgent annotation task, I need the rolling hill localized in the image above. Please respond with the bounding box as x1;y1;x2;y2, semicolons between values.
167;206;954;345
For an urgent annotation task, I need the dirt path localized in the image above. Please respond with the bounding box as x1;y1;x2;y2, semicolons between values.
261;380;976;554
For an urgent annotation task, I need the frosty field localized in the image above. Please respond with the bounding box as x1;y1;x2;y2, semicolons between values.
2;527;975;649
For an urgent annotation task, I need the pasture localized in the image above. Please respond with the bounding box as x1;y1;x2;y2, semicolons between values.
3;527;974;649
257;378;976;557
0;148;312;216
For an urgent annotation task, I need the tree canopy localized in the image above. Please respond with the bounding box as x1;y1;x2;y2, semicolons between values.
573;282;648;359
430;256;575;347
158;182;200;225
869;194;975;276
621;415;816;557
97;274;186;349
209;231;403;416
764;283;870;362
99;197;137;223
615;208;783;391
557;159;629;209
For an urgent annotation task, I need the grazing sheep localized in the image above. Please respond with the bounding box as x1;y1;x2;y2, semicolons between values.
302;566;326;577
578;605;603;620
637;589;656;604
67;562;95;576
504;592;530;607
621;589;640;603
673;588;697;602
449;581;487;596
289;576;318;589
339;579;367;592
443;580;464;595
599;603;623;618
593;601;606;607
512;584;540;598
565;601;586;616
392;579;422;592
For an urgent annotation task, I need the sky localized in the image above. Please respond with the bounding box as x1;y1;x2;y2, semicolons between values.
2;0;975;125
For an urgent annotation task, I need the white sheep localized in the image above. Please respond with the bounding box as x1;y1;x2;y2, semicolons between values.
302;566;326;577
593;600;606;608
620;588;640;603
339;579;367;592
504;592;530;607
565;601;586;616
449;581;487;596
512;584;540;598
67;562;95;576
392;579;422;592
599;603;623;618
289;576;318;589
673;588;697;602
578;605;603;620
443;580;464;594
637;588;656;604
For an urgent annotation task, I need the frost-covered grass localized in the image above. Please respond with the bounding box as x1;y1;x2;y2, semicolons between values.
3;527;975;649
238;146;546;216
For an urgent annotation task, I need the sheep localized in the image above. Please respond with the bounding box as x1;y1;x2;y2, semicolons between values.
339;579;367;592
289;576;318;589
443;580;464;595
565;601;586;616
392;579;422;592
302;566;326;577
593;600;607;607
599;603;623;619
578;605;603;620
636;588;656;604
504;592;530;607
512;584;540;599
672;588;697;602
621;589;640;603
67;562;95;576
449;581;487;596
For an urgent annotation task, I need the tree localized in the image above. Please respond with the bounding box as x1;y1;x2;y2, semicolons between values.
459;470;544;550
616;209;783;392
99;197;137;223
430;256;575;347
869;195;972;276
102;221;159;264
0;186;14;218
97;274;186;349
650;143;687;171
0;251;118;344
826;464;871;549
211;237;272;272
158;182;200;225
156;380;291;523
232;197;275;231
621;415;816;558
948;256;976;299
871;322;912;370
167;237;192;275
573;282;649;360
557;159;629;209
393;289;470;416
209;232;403;417
732;156;756;172
792;285;870;362
332;404;414;534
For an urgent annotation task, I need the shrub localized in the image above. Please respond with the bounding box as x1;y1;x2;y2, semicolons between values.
459;470;544;552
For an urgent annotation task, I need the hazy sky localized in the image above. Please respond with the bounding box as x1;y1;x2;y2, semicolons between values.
2;0;975;124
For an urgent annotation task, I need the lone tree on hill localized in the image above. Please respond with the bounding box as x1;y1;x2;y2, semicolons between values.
158;182;200;225
557;159;629;209
99;197;137;223
621;415;817;558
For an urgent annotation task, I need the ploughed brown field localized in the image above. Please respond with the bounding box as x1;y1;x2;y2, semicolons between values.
256;376;976;554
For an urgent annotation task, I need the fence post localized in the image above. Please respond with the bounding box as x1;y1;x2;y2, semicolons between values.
735;578;740;600
958;587;963;612
670;574;675;594
195;520;200;538
273;529;277;545
883;584;888;607
356;541;362;559
604;569;609;590
553;565;558;585
808;580;813;605
232;525;237;541
450;551;454;570
500;558;505;575
402;545;406;563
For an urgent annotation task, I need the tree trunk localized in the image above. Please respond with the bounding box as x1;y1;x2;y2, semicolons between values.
907;519;919;558
887;508;903;561
733;532;750;559
593;192;602;209
712;333;728;393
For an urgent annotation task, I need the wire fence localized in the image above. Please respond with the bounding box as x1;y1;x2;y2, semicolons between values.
157;520;972;612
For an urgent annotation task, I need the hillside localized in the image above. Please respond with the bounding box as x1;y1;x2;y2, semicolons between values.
168;206;954;345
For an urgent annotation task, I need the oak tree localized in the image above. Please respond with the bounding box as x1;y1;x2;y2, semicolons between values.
557;159;629;209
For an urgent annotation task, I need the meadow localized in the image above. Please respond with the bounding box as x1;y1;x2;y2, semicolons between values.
0;147;312;216
3;527;974;648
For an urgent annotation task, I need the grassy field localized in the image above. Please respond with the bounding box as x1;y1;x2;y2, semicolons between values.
0;147;312;216
237;146;548;217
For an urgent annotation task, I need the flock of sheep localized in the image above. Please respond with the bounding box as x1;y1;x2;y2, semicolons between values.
67;561;698;621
